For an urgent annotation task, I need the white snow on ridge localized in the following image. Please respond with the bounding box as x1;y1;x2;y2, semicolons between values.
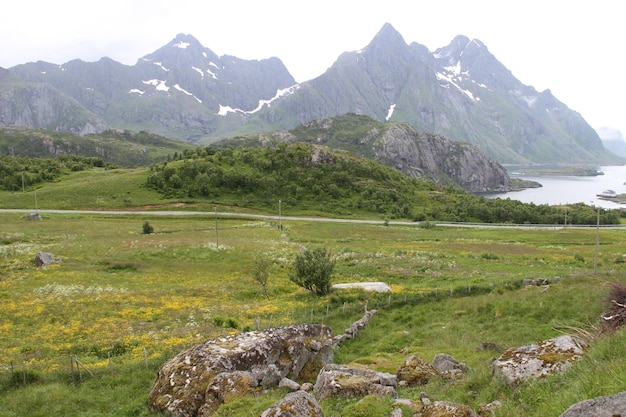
142;79;170;92
206;68;218;80
129;88;144;95
192;66;204;79
173;41;190;49
174;84;202;103
209;62;220;69
435;71;479;102
217;84;300;116
386;104;396;121
444;60;462;76
153;62;169;72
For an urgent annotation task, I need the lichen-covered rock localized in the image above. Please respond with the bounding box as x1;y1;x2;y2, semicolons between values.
260;390;323;417
313;364;397;400
198;371;256;417
431;353;466;381
558;390;626;417
421;400;474;417
396;355;438;386
148;324;333;417
491;335;587;385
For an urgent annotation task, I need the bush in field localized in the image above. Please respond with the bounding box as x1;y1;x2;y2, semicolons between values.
142;221;154;234
289;247;335;296
251;254;271;299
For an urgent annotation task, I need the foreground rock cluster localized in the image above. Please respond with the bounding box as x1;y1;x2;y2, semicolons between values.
148;312;620;417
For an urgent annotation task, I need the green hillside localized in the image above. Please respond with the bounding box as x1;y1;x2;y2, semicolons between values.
0;126;194;167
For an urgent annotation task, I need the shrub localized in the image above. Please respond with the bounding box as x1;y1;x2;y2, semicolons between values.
142;221;154;234
289;247;335;296
213;316;238;329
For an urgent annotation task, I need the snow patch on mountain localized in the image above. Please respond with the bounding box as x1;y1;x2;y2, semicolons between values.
385;104;396;121
435;71;479;102
217;84;300;116
192;66;204;79
174;84;202;103
153;62;169;72
173;41;190;49
143;79;169;92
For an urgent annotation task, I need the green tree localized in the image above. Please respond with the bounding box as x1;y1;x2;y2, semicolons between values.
251;254;271;299
289;247;335;296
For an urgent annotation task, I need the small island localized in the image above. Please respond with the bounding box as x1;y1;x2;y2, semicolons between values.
509;166;604;176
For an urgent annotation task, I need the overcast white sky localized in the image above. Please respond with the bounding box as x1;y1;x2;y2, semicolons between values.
1;0;624;135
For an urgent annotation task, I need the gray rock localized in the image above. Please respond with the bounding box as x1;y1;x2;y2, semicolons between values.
260;390;323;417
148;324;333;417
34;251;56;266
431;353;466;380
314;364;397;400
492;335;587;385
278;377;300;392
559;390;626;417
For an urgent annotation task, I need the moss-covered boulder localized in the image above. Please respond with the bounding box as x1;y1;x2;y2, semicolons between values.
313;364;397;400
422;400;474;417
260;390;324;417
396;355;438;387
491;334;587;385
148;324;333;417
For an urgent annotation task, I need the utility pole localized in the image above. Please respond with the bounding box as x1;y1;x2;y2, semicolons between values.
278;199;282;231
594;206;600;275
214;206;219;249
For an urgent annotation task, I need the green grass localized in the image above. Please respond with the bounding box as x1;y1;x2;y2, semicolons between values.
1;211;625;416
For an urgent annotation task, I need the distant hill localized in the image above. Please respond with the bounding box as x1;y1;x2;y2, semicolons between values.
3;25;622;166
217;114;512;193
597;127;626;158
0;126;193;167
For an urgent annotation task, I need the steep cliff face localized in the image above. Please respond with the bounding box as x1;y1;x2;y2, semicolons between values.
374;124;510;192
0;69;106;135
281;114;511;193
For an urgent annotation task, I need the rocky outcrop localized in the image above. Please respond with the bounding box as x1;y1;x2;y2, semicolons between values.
313;364;397;400
559;390;626;417
291;115;511;193
148;324;333;417
260;391;323;417
374;124;511;192
491;335;587;385
0;69;106;135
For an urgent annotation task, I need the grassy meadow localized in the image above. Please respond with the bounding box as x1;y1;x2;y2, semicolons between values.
1;207;625;416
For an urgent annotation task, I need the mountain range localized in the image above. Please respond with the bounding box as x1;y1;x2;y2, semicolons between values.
0;23;621;167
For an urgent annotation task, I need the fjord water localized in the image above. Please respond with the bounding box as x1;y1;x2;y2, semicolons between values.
485;165;626;208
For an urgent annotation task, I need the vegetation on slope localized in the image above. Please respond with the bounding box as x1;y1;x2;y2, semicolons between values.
146;142;621;224
0;126;193;167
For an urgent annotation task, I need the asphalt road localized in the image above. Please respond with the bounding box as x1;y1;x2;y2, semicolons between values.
1;208;623;229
